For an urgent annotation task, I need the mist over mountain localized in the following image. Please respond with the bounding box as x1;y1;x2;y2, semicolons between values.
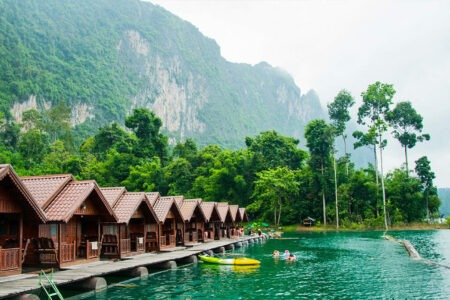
0;0;325;149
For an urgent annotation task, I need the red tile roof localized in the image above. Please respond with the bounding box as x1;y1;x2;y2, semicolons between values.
145;192;160;206
229;205;239;222
239;208;249;222
0;164;46;222
45;180;117;223
21;174;73;209
174;196;184;207
199;201;216;222
100;187;126;207
152;196;182;223
179;198;204;222
113;192;157;224
216;202;230;223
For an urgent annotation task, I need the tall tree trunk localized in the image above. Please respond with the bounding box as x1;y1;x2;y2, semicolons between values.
274;206;277;227
278;198;282;228
379;134;388;231
321;161;327;226
373;143;380;218
334;154;339;228
404;145;409;176
343;134;349;176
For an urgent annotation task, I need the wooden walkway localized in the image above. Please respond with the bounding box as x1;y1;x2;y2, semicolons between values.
0;236;264;299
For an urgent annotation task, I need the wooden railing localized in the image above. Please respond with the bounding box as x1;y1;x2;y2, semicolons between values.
120;238;131;255
159;236;166;247
159;235;176;248
60;242;75;263
0;247;20;271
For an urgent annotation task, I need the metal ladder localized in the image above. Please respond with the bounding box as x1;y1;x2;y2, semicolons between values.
38;269;64;300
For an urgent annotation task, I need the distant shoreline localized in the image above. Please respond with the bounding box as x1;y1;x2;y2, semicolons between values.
287;223;449;232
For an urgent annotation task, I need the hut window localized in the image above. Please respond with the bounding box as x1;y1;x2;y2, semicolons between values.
50;224;57;236
9;223;17;235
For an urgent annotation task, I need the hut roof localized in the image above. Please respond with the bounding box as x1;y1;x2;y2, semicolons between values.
239;208;249;222
179;198;205;222
113;192;158;224
100;187;127;207
145;192;160;206
216;202;230;223
21;174;74;209
229;205;240;222
0;164;47;222
45;180;117;223
152;196;182;223
173;196;184;207
199;201;217;222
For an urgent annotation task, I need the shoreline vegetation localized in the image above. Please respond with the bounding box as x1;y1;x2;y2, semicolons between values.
277;223;450;233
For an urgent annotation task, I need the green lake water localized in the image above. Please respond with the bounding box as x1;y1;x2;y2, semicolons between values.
71;230;450;299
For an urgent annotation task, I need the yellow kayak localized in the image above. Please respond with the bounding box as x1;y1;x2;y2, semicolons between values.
198;255;260;265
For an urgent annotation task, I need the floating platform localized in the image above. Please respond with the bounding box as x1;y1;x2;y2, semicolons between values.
0;236;266;299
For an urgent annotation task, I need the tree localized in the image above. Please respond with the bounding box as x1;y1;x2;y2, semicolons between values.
357;81;395;230
328;90;355;228
252;167;299;226
388;101;430;174
245;130;307;171
327;89;355;175
125;108;168;163
305;120;334;226
414;156;439;221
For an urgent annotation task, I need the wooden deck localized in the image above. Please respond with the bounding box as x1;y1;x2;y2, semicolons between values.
0;236;264;299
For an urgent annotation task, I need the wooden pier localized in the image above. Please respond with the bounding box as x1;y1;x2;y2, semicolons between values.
0;236;265;299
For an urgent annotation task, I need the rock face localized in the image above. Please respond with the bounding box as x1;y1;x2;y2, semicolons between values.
1;0;325;148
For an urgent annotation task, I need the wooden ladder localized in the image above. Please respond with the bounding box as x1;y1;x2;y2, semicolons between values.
38;269;64;300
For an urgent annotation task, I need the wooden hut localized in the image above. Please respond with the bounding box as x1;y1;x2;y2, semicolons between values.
99;187;125;258
148;195;184;250
239;208;249;223
216;202;233;239
173;196;186;246
21;175;117;268
199;201;221;241
112;192;159;258
0;165;47;276
228;205;241;237
178;199;206;245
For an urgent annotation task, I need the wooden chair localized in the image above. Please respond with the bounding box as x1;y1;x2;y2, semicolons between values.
33;237;58;264
101;234;119;257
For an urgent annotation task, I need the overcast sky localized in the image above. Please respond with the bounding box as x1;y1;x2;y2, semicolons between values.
150;0;450;188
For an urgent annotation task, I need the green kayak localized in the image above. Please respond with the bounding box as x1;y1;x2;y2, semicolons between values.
198;255;260;265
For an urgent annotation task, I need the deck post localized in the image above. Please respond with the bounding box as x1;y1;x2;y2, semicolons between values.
153;260;177;270
234;242;243;248
129;266;149;278
178;255;198;264
77;277;107;292
213;247;225;254
225;244;234;251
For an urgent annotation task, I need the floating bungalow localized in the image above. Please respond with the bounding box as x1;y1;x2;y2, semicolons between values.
21;175;117;268
148;195;184;250
178;198;206;245
199;201;221;241
216;202;233;239
101;188;159;259
0;165;47;277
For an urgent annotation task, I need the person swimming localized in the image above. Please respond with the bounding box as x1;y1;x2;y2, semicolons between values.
284;250;290;256
273;250;280;257
287;254;297;261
